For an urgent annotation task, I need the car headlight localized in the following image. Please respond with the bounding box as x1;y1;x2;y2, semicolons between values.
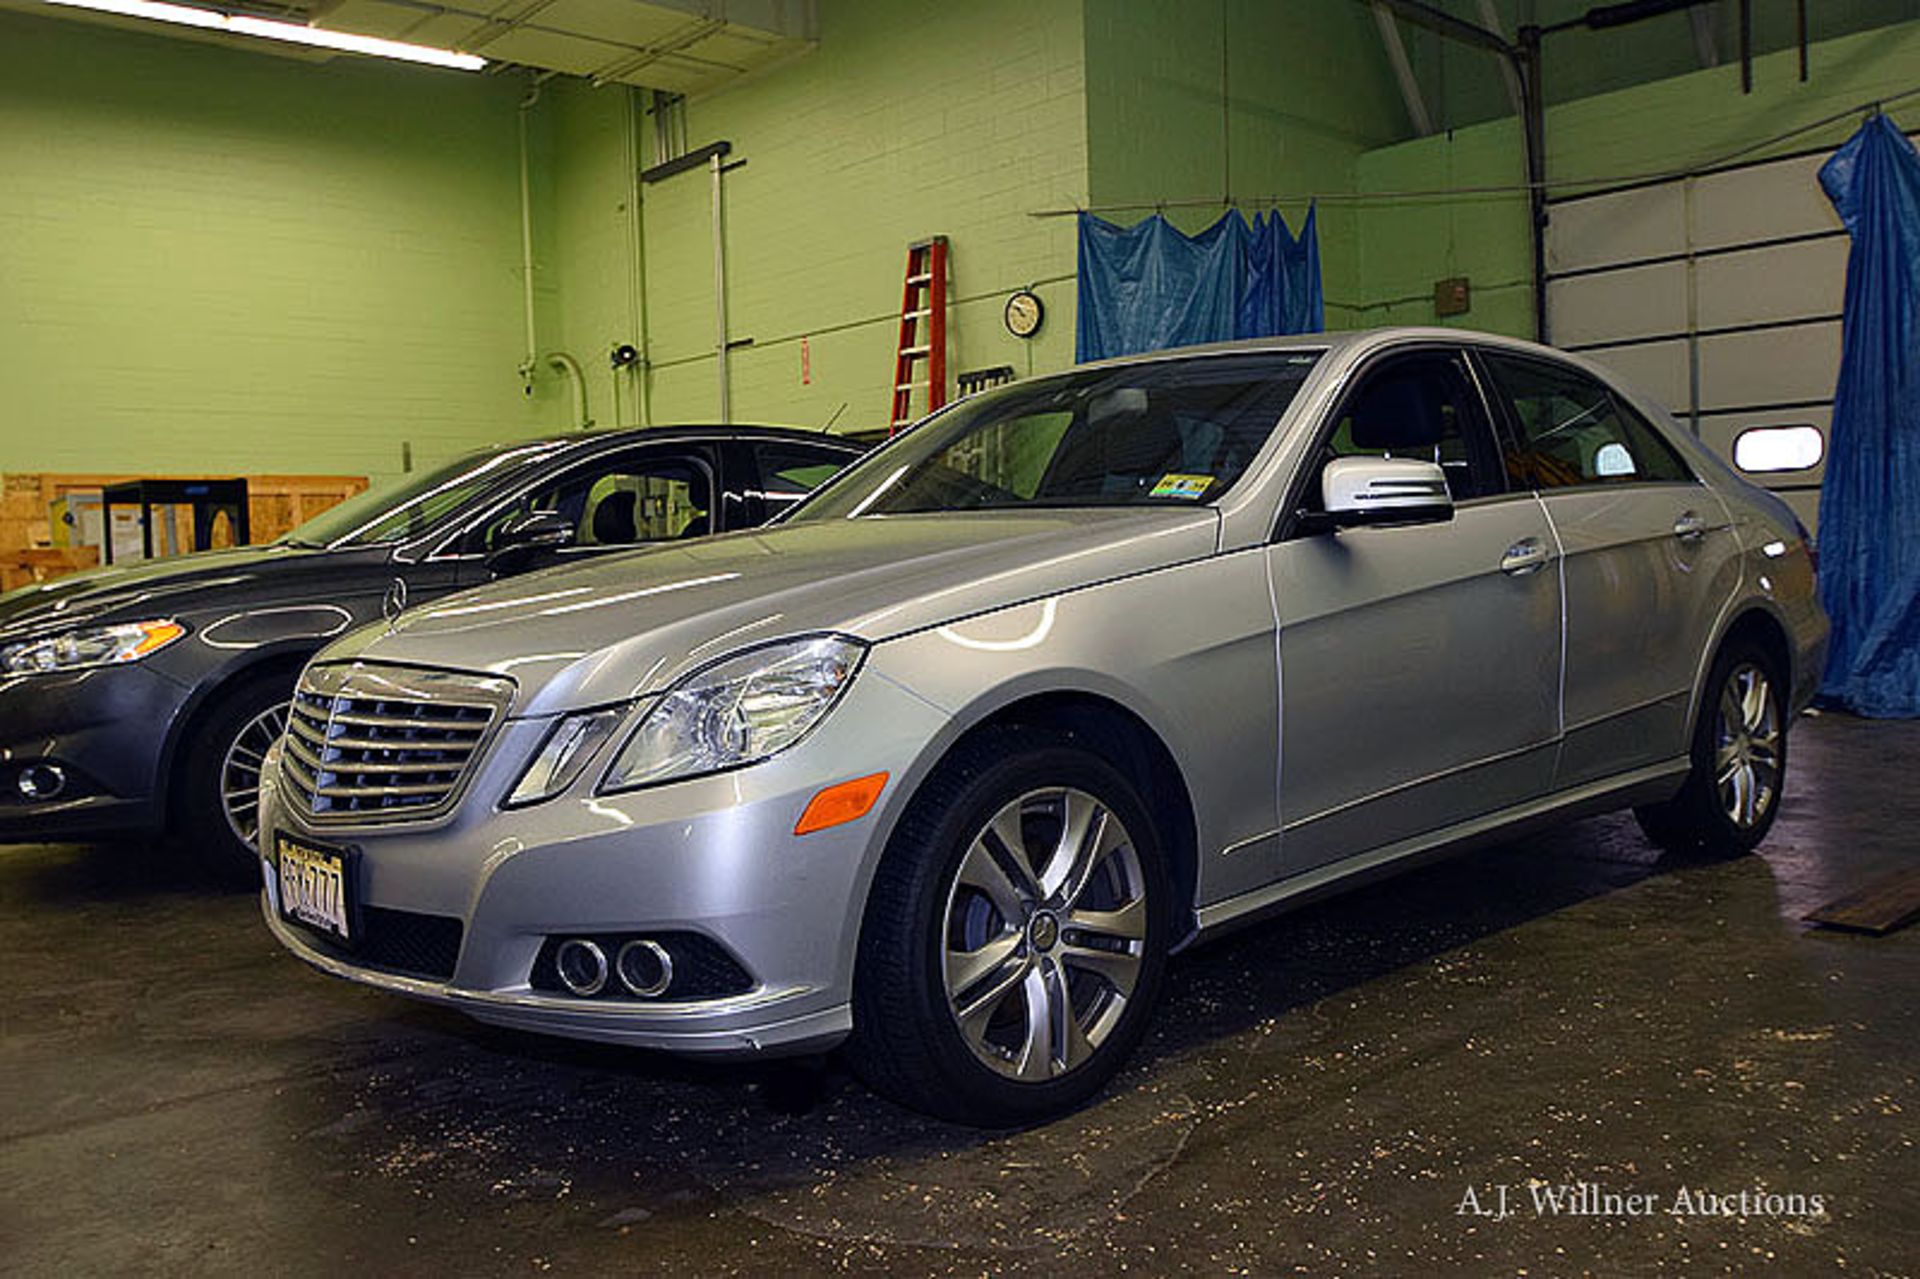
505;707;625;808
0;620;187;675
600;635;866;793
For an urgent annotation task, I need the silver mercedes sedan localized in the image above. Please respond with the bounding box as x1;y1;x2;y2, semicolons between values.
257;329;1827;1125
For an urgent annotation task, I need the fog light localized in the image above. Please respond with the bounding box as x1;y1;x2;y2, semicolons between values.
554;938;608;996
17;764;66;801
616;939;673;998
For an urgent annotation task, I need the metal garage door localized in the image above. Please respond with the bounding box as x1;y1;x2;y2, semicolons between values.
1543;131;1915;536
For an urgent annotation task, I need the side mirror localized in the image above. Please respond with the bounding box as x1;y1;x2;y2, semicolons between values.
486;511;575;574
1315;457;1453;530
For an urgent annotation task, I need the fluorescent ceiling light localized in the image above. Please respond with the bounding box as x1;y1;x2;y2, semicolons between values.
42;0;487;71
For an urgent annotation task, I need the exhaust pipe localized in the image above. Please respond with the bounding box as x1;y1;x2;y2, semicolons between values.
554;939;608;996
616;939;673;998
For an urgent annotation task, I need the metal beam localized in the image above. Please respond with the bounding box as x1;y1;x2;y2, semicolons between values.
1688;0;1721;67
1369;0;1515;56
1474;0;1526;117
1371;2;1434;136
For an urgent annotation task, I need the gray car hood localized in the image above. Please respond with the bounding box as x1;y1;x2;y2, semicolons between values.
325;509;1219;716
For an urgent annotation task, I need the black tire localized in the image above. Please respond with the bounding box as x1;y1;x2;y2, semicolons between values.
176;669;297;883
845;730;1171;1127
1634;639;1788;859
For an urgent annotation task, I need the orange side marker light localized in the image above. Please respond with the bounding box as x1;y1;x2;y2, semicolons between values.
794;772;889;836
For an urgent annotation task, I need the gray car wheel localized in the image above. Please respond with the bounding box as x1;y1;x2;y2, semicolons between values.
1635;638;1788;858
177;670;300;882
847;731;1169;1126
220;701;291;852
941;787;1150;1083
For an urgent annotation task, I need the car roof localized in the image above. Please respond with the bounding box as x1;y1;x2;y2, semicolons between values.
519;424;868;451
1066;326;1582;375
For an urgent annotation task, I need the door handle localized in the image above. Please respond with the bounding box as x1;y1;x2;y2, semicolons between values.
1673;510;1707;541
1500;537;1549;576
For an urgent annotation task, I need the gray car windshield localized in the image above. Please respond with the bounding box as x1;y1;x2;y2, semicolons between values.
282;442;564;549
791;351;1322;519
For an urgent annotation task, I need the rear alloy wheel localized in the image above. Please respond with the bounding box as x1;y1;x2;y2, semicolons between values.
847;735;1169;1126
1635;640;1787;858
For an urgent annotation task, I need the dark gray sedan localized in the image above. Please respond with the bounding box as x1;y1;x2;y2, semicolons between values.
0;426;864;874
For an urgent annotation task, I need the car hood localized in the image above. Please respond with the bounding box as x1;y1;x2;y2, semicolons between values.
325;509;1219;716
0;543;380;638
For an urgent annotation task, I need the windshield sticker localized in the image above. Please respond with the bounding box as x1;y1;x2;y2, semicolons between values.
1149;473;1215;500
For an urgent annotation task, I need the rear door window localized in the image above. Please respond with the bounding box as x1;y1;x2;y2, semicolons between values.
1479;352;1693;489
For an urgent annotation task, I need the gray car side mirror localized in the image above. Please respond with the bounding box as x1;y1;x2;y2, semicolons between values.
1317;457;1454;530
487;511;576;575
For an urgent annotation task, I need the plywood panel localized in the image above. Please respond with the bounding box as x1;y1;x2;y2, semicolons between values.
1549;259;1688;346
1697;321;1842;411
1582;339;1691;411
1691;153;1842;248
1547;183;1687;273
1696;237;1848;329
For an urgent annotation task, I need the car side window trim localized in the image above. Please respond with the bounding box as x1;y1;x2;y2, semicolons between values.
1272;343;1513;542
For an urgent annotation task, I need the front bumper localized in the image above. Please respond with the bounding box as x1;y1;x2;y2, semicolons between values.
258;667;950;1058
0;664;186;842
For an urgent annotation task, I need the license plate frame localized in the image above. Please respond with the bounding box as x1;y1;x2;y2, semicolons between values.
274;832;358;946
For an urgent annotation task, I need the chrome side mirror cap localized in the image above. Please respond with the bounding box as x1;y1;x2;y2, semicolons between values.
1318;457;1454;529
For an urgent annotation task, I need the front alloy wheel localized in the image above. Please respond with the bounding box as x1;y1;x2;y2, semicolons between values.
942;788;1149;1082
848;734;1169;1126
221;701;290;851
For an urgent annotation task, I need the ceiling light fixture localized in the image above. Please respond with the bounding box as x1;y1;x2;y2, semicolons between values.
41;0;487;71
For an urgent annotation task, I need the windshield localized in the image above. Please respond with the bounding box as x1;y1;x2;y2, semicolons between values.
283;442;565;549
789;351;1322;521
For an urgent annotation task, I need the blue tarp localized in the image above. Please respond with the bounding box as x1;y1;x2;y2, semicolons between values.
1817;115;1920;717
1076;206;1322;363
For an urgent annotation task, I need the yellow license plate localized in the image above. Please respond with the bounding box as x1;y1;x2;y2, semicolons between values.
276;834;352;943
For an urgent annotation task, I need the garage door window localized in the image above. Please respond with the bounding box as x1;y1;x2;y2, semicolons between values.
1733;425;1824;474
1481;352;1693;490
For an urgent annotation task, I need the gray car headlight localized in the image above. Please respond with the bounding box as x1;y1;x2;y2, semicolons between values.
0;619;186;675
600;635;867;793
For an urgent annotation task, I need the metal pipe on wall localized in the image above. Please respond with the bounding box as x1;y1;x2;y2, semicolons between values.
710;149;730;425
545;352;591;429
624;86;651;427
517;82;541;392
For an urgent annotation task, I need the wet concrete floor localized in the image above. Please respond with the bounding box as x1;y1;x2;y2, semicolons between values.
2;712;1915;1275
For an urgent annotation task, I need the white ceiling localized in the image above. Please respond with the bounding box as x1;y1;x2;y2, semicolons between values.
19;0;818;95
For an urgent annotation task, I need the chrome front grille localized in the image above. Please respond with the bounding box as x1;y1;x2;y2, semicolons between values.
281;664;514;823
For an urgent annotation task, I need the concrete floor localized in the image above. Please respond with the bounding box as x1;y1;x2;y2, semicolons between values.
2;713;1916;1276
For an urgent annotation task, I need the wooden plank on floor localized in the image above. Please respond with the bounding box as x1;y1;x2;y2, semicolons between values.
1805;865;1920;935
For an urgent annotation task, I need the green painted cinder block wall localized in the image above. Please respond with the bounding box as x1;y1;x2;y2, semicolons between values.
1081;0;1406;328
537;0;1091;439
7;0;1917;486
0;8;554;485
1352;20;1920;339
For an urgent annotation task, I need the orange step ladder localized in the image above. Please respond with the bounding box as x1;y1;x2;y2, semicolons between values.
888;236;948;435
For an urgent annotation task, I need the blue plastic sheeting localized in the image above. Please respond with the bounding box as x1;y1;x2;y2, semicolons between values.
1817;115;1920;717
1238;206;1324;341
1076;206;1322;363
